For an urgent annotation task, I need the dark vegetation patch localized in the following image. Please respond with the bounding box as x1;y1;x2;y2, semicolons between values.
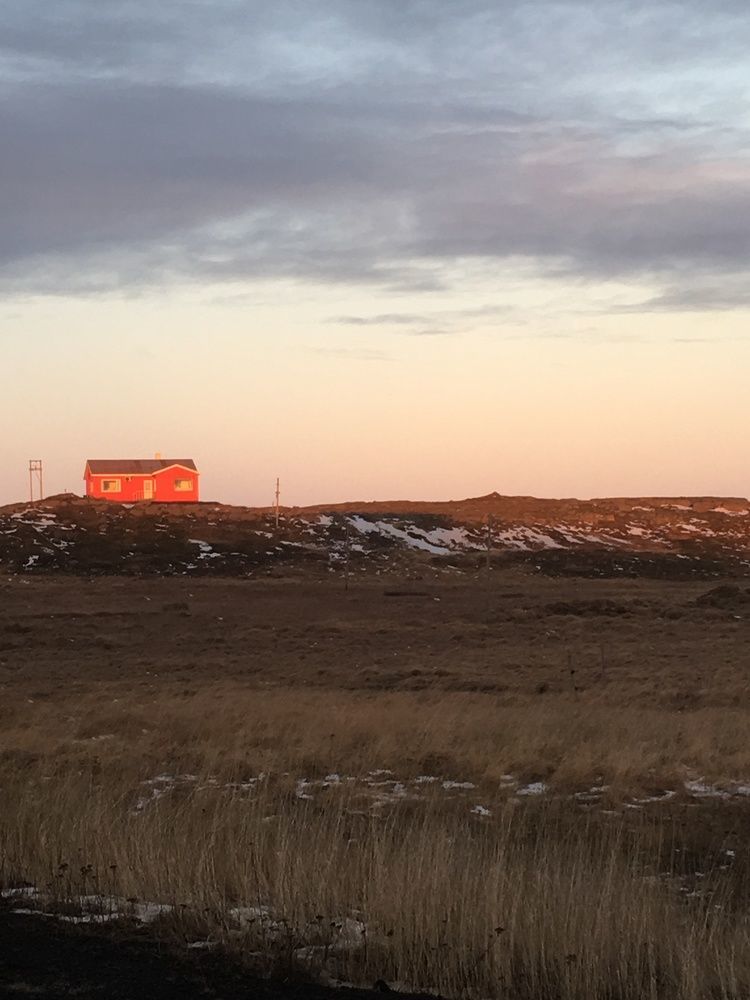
544;599;631;616
0;912;424;1000
524;550;736;581
694;584;750;610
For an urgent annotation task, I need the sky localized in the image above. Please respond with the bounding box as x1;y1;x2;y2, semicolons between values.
2;0;749;506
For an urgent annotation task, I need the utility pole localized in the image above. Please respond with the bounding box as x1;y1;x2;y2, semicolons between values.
28;460;43;502
274;477;280;529
344;517;351;591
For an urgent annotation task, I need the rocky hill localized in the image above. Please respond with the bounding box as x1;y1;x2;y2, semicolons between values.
0;492;748;579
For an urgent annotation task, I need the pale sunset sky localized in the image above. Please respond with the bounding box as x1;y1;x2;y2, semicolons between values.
2;1;749;506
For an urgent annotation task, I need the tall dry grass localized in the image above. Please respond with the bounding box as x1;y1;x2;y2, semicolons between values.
4;685;750;793
2;762;750;999
3;688;750;997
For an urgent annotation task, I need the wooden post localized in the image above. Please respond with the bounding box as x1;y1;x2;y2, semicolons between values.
344;518;351;591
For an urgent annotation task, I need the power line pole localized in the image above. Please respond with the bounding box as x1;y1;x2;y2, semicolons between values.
28;460;43;502
344;518;351;591
274;477;280;529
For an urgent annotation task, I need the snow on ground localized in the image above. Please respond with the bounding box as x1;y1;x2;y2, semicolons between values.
408;525;482;550
121;768;750;817
347;516;451;555
327;514;705;556
11;512;58;527
494;527;569;550
516;782;548;796
188;539;222;559
0;891;175;925
3;497;749;575
679;523;717;537
1;885;371;964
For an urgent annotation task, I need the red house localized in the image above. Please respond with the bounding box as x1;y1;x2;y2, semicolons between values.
84;458;200;503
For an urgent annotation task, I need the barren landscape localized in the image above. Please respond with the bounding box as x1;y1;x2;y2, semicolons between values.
2;495;750;998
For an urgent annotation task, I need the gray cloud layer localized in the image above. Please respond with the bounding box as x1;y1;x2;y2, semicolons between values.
3;1;750;307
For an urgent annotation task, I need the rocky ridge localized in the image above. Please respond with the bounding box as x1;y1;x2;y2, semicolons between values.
0;492;748;579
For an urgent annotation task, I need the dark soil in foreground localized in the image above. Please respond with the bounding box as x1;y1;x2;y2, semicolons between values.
0;913;412;1000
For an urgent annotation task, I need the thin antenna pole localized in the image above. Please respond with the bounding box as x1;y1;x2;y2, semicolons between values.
28;460;43;502
275;477;280;529
344;518;351;591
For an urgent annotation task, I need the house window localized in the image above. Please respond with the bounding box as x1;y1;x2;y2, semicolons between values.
174;478;193;492
101;479;121;493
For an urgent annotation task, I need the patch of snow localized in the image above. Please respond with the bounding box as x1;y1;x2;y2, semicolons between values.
684;780;731;800
517;782;548;797
133;901;174;923
679;524;716;536
407;525;482;551
188;539;222;559
1;886;39;899
555;528;586;545
633;790;676;804
519;528;564;549
228;905;270;925
296;778;314;800
347;516;450;555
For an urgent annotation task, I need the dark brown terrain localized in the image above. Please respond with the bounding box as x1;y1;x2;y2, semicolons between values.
2;571;750;708
1;492;749;579
0;911;422;1000
3;494;750;999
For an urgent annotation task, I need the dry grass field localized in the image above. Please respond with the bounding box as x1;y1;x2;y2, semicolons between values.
3;570;750;998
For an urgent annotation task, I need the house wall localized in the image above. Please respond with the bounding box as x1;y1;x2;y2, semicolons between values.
85;467;200;502
153;467;199;502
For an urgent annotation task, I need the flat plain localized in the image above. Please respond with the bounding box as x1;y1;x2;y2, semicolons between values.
3;570;750;999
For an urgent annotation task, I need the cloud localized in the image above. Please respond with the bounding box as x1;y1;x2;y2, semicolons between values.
307;346;391;361
612;278;750;313
2;1;750;308
330;313;433;326
329;304;515;335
